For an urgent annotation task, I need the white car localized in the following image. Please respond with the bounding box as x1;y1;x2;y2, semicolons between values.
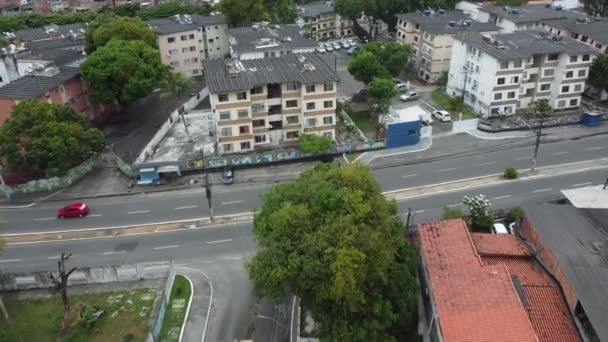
332;42;341;50
347;39;357;47
340;40;350;49
399;91;420;101
316;46;326;54
432;110;452;122
395;83;408;93
325;44;334;52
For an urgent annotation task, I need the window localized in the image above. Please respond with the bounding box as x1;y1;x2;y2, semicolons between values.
168;49;178;55
570;98;578;106
500;61;509;69
190;46;196;52
558;100;566;108
565;71;573;78
570;55;578;63
543;68;554;77
323;132;333;138
167;37;175;43
497;77;505;85
286;100;298;108
494;93;503;100
219;111;231;120
251;86;264;94
323;100;333;108
582;54;590;61
252;119;265;127
511;76;519;84
169;61;180;67
188;34;195;39
324;83;334;91
236;92;247;100
182;47;189;53
562;85;570;93
223;143;232;152
180;35;188;41
578;69;586;77
255;135;267;143
237;110;248;118
286;131;299;139
513;60;522;68
415;23;420;30
547;54;558;61
306;85;316;93
239;126;250;134
414;35;419;42
491;107;500;115
323;116;333;125
306;118;316;127
286;116;298;124
574;84;582;92
240;142;251;150
507;91;516;99
306;102;316;110
252;103;265;112
540;83;550;91
221;127;232;137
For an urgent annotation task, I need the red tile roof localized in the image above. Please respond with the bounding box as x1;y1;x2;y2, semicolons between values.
482;257;552;286
418;220;539;342
523;286;580;342
470;233;532;257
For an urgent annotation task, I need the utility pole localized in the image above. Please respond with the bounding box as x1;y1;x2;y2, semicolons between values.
461;65;472;102
531;120;543;173
603;175;608;190
199;149;214;222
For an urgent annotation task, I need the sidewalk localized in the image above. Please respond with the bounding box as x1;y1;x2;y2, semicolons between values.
467;122;608;141
354;137;432;165
177;267;213;342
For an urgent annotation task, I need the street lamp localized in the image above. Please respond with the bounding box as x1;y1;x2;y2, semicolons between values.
517;118;543;173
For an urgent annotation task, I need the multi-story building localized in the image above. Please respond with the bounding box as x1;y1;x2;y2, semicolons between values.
446;30;596;117
395;10;498;83
148;13;229;77
229;24;316;60
204;53;337;155
476;4;582;33
296;1;352;41
541;17;608;53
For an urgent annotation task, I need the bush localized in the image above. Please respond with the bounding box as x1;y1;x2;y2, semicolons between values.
298;134;334;154
504;167;518;179
442;206;465;220
506;207;524;224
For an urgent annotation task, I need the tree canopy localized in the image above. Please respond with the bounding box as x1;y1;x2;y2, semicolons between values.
589;53;608;91
159;71;194;100
247;164;418;341
270;0;298;24
526;99;553;118
0;12;96;33
347;51;391;84
84;14;156;54
347;42;410;84
298;134;334;154
81;39;166;107
136;2;212;20
0;101;104;176
218;0;269;26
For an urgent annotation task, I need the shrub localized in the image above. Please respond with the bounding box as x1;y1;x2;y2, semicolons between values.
506;207;524;224
298;134;334;154
442;206;465;220
463;195;494;231
504;167;518;179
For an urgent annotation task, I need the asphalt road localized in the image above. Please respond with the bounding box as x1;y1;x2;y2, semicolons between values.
2;134;605;234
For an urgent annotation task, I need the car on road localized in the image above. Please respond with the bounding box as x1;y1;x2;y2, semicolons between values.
346;46;359;55
57;202;89;219
222;166;234;185
332;42;341;50
316;46;326;53
352;88;368;102
432;110;452;122
399;91;420;102
325;44;334;52
340;40;350;49
395;83;408;93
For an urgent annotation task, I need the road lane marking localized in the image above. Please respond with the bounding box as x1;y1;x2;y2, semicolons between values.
587;146;604;151
491;195;512;200
413;210;425;214
226;257;242;261
446;203;460;207
153;245;179;250
0;259;22;263
47;256;61;259
101;251;126;255
127;210;150;214
516;156;532;160
0;220;7;223
439;168;457;172
175;205;198;210
203;260;216;264
532;188;552;193
221;201;244;205
572;182;593;187
479;161;497;166
87;214;102;217
551;151;569;156
401;174;417;178
206;239;233;244
34;217;55;221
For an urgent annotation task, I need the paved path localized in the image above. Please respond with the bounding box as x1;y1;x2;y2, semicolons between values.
178;267;213;342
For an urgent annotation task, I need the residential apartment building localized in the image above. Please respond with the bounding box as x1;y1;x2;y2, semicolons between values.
476;4;582;33
204;53;337;155
395;10;498;83
229;24;316;60
296;1;352;41
446;30;596;117
148;13;229;77
542;17;608;53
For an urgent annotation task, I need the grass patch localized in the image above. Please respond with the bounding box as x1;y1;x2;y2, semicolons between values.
347;110;376;135
0;288;156;342
159;275;192;341
431;89;477;120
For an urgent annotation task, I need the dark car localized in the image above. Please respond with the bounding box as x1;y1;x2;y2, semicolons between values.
222;167;234;185
57;202;90;219
352;88;369;102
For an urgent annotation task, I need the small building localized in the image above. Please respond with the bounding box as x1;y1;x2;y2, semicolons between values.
229;24;317;60
383;106;428;148
296;1;352;41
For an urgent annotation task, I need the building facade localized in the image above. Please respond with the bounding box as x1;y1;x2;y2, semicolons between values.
476;5;582;33
204;54;337;155
296;1;352;41
395;11;498;83
149;14;229;77
542;17;608;53
229;24;316;60
446;30;596;117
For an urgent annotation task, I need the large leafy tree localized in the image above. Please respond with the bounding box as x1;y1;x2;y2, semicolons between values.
360;41;411;77
0;101;104;176
368;77;398;137
84;14;156;54
269;0;298;24
347;51;391;84
159;71;193;100
247;164;418;341
218;0;269;26
589;53;608;92
335;0;414;37
584;0;608;16
81;39;167;108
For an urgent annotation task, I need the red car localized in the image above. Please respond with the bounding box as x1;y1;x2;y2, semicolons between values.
57;203;89;219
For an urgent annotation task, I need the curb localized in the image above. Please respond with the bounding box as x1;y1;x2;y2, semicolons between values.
354;138;433;164
178;274;195;342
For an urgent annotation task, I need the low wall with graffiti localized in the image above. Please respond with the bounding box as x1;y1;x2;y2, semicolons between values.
478;112;608;132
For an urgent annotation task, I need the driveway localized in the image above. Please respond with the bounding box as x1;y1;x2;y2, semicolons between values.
390;84;453;136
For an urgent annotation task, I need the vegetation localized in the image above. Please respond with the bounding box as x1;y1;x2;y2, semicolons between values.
589;53;608;92
0;288;155;342
269;0;298;24
135;2;212;20
84;14;156;54
160;72;194;100
494;0;526;5
584;0;608;16
298;134;334;154
218;0;269;26
0;12;96;33
431;89;477;120
368;77;398;137
442;206;465;220
347;110;375;135
347;51;390;84
506;207;525;225
81;39;167;108
0;101;104;176
435;71;448;88
347;42;411;84
335;0;423;37
247;164;418;341
503;167;518;179
159;275;192;341
526;99;553;118
463;195;494;231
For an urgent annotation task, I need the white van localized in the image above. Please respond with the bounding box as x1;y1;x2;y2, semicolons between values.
491;223;509;234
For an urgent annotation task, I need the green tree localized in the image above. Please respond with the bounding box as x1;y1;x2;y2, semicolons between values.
589;53;608;91
442;206;465;219
0;12;96;32
84;14;156;54
298;134;334;154
335;0;415;38
101;3;141;17
136;2;212;20
360;41;411;77
81;40;167;108
436;71;448;88
526;99;552;118
218;0;269;26
347;51;391;84
368;77;397;137
584;0;608;16
463;195;494;231
0;101;104;176
159;72;193;100
247;164;418;341
270;0;297;24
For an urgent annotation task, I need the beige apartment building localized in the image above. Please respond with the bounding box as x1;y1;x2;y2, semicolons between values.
148;14;229;77
296;1;352;41
204;54;337;155
395;10;498;83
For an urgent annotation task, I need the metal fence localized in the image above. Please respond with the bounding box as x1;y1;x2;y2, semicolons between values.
149;261;176;342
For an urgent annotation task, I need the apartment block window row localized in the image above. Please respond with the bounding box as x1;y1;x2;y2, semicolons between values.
183;58;198;65
218;93;229;102
306;85;316;93
251;86;264;95
252;103;265;112
306;102;316;110
323;116;333;125
286;131;299;139
306;118;316;127
286;100;298;108
323;83;334;92
557;98;579;108
286;116;299;124
323;100;333;108
236;91;247;100
238;109;249;118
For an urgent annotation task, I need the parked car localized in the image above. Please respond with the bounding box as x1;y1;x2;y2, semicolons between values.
340;40;350;49
332;42;341;50
432;110;452;122
347;39;357;47
491;223;510;234
395;83;408;93
316;46;326;54
352;88;369;102
325;44;334;52
399;91;420;102
346;47;359;55
57;202;90;219
222;166;234;185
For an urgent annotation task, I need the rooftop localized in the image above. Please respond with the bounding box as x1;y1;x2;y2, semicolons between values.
296;1;335;18
479;4;583;23
10;22;87;42
229;24;316;55
456;30;597;61
0;66;80;99
395;10;499;34
203;53;337;93
147;13;225;35
547;17;608;45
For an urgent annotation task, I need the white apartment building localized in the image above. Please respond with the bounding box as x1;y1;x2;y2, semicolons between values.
148;14;229;77
476;4;581;33
542;17;608;53
446;30;596;117
204;54;337;155
229;24;317;60
395;10;498;83
296;1;352;41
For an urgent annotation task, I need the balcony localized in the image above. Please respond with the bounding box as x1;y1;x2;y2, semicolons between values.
267;83;282;99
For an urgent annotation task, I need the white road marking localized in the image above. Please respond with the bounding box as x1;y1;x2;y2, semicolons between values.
203;260;216;264
491;195;512;200
572;182;593;187
34;217;55;221
439;168;457;172
101;251;126;255
87;214;102;217
551;151;569;156
153;245;179;250
532;188;552;193
206;239;233;244
47;256;61;259
401;174;417;178
221;201;244;205
413;210;425;214
0;259;22;263
446;203;461;207
127;210;150;214
587;146;604;151
479;161;497;166
175;205;198;210
227;257;242;261
516;156;532;160
0;220;7;223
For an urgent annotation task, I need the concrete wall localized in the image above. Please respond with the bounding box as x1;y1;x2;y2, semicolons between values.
14;157;97;193
452;118;479;133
